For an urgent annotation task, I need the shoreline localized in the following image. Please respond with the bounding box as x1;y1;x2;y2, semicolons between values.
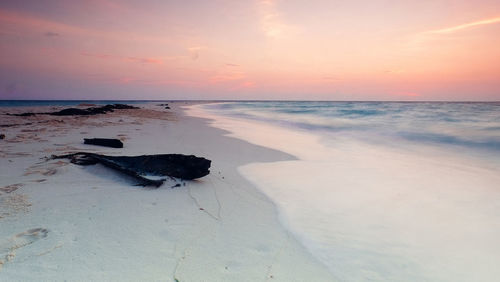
0;102;335;281
189;102;500;281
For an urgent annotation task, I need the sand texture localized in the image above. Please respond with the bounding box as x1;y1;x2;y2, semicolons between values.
0;102;334;281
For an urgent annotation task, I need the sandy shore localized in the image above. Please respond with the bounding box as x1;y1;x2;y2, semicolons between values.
0;102;335;281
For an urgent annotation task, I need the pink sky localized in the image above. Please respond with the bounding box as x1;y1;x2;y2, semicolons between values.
0;0;499;100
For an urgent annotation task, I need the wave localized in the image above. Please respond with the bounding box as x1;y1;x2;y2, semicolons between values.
193;102;500;281
204;102;500;154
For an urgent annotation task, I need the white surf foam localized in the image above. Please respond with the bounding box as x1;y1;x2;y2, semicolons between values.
187;103;500;282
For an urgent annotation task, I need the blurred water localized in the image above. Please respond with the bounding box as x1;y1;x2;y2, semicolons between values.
205;101;500;152
197;102;500;281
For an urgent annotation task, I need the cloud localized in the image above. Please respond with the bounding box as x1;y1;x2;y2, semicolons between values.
0;9;84;37
0;9;173;45
126;57;162;64
81;52;163;64
408;17;500;50
225;63;240;67
229;81;256;91
86;74;196;87
257;0;298;39
188;46;204;60
426;16;500;34
81;52;113;59
44;31;60;37
114;77;194;86
209;71;246;83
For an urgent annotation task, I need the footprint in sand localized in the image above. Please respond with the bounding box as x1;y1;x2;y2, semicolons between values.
0;228;48;270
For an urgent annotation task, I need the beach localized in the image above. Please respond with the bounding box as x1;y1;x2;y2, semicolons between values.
0;102;335;281
2;0;499;280
2;101;500;281
188;102;500;282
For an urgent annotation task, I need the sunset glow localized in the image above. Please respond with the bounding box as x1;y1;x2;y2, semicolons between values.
1;0;499;100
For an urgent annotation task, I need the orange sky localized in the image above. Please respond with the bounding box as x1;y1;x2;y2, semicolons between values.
1;0;499;100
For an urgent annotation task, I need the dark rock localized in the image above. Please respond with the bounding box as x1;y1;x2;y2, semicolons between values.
51;152;211;187
18;112;36;117
6;104;140;117
6;112;36;117
49;104;139;116
0;134;5;139
165;106;170;109
50;108;92;116
84;138;124;148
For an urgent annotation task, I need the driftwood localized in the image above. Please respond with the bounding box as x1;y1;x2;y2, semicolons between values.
6;104;139;117
51;152;211;187
84;138;124;148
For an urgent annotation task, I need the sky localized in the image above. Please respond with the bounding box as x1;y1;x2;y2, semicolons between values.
0;0;499;101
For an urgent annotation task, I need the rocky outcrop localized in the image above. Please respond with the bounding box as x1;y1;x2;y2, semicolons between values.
49;104;139;116
6;104;139;117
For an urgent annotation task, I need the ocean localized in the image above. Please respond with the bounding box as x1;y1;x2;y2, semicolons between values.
203;101;500;154
196;101;500;281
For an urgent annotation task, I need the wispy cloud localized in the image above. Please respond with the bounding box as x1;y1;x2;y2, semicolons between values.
257;0;298;39
0;9;86;36
188;46;204;60
81;52;112;59
126;57;162;64
115;77;193;86
86;75;196;87
44;31;60;37
81;52;163;64
384;69;404;74
0;9;173;44
209;71;246;83
426;16;500;34
230;81;256;91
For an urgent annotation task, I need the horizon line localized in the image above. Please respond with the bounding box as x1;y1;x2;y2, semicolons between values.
1;99;499;103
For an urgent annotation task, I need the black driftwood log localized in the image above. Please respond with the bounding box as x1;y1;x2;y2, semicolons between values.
84;138;124;148
51;152;211;187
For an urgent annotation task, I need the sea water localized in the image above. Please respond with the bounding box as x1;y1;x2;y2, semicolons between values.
194;102;500;282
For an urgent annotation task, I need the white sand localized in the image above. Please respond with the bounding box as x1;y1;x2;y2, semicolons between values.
0;103;335;281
